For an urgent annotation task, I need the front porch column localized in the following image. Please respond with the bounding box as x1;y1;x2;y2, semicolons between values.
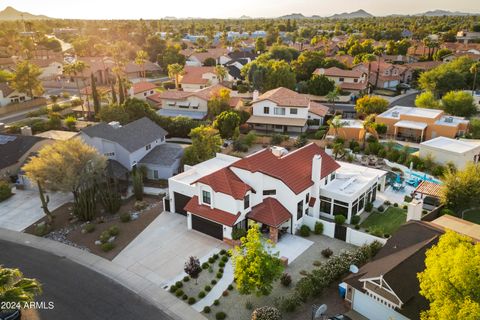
394;126;398;139
420;128;425;142
269;226;279;243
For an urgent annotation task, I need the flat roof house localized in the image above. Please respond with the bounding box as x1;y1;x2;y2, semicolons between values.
168;143;386;243
80;117;183;180
419;137;480;170
376;106;469;143
246;87;329;134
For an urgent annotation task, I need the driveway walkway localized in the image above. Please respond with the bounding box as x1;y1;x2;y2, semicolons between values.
113;211;226;287
0;189;72;231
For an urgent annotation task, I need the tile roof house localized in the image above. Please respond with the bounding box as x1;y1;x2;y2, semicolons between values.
128;82;157;101
246;87;330;133
80;117;183;179
353;61;412;89
179;66;231;92
314;67;367;93
168;143;386;242
182;48;231;67
0;83;32;107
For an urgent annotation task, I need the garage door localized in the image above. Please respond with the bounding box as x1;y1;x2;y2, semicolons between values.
192;215;223;240
174;192;191;216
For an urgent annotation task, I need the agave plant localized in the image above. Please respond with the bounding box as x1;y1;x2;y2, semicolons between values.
0;266;42;304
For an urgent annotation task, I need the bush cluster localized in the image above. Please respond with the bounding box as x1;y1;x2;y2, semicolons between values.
299;225;311;237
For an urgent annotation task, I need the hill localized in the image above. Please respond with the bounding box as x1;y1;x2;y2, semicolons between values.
415;10;472;16
0;6;50;20
329;9;373;19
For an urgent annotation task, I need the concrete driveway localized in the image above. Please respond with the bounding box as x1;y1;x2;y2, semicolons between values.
0;189;72;231
113;211;226;287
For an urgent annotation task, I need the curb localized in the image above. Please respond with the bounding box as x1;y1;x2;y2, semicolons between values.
0;228;206;320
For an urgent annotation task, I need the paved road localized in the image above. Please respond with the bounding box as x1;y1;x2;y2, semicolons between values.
0;240;172;320
388;91;419;108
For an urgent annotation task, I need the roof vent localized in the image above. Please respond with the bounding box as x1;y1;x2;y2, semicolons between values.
108;121;122;129
391;111;400;117
445;116;454;123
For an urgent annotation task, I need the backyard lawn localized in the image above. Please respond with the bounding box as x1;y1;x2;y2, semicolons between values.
360;207;407;237
461;210;480;225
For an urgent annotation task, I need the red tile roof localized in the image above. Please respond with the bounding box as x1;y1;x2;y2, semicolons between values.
195;167;251;200
339;81;368;91
256;87;310;108
309;102;329;117
247;197;291;227
184;196;240;226
314;67;364;78
153;84;230;102
414;181;442;198
132;82;157;94
180;66;216;85
231;143;340;194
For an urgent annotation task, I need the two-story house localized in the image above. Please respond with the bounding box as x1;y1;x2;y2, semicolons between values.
353;61;411;89
179;66;220;91
313;67;367;93
376;106;470;142
80;117;183;180
246;87;330;133
168;143;386;243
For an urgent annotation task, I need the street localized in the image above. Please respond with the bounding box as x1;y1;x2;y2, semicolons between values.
0;240;172;320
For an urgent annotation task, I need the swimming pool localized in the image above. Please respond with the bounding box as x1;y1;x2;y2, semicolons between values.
381;142;419;154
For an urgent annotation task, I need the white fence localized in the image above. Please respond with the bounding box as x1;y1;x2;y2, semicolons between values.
303;215;387;246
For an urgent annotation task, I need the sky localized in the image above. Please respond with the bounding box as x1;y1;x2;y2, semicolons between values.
1;0;479;19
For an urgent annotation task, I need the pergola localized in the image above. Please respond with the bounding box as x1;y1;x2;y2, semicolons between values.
247;198;291;243
394;120;428;142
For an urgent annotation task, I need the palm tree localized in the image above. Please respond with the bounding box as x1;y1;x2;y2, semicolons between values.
373;46;384;90
135;50;148;80
168;63;185;89
361;114;378;149
63;61;87;117
326;88;340;112
362;53;376;95
471;62;479;95
327;115;346;139
0;266;42;303
214;65;228;83
332;142;345;160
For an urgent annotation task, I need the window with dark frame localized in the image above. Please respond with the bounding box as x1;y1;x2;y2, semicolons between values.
297;200;303;220
244;194;250;209
263;189;276;196
202;190;211;205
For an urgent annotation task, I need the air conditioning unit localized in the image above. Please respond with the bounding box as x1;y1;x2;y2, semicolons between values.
392;111;400;117
445;117;454;123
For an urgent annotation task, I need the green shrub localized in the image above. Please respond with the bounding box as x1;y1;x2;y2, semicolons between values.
108;225;119;236
202;262;209;269
219;267;224;273
221;255;228;262
228;284;233;290
334;215;346;225
34;223;50;236
175;281;183;288
203;306;211;313
314;222;323;235
393;203;399;207
213;253;219;260
169;285;177;293
232;227;247;240
280;273;292;287
0;180;12;202
251;306;282;320
350;215;360;225
215;311;227;320
354;224;360;230
271;133;288;145
423;210;428;214
378;206;385;212
299;225;311;237
101;242;115;252
205;285;212;292
182;294;188;300
183;276;190;282
384;200;391;206
175;288;183;297
213;299;220;306
198;291;206;298
188;297;196;305
245;301;254;310
404;195;412;203
216;272;223;279
211;279;217;285
208;257;215;263
99;230;111;243
120;212;131;223
365;202;373;212
440;208;454;216
220;249;227;255
403;205;408;210
83;223;96;233
321;248;333;258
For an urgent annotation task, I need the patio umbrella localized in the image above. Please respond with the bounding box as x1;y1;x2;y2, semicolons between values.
395;174;402;184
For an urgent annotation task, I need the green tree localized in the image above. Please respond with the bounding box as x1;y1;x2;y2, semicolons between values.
306;75;335;96
327;115;346;139
471;62;479;95
362;53;377;94
469;118;480;139
355;96;388;116
292;50;326;82
207;89;231;119
90;73;101;115
63;61;87;116
326;87;340;106
167;63;184;89
213;111;241;139
0;266;42;304
415;91;441;109
418;231;480;320
214;65;228;83
182;126;222;166
0;69;12;83
361;114;378;149
230;224;284;296
440;163;480;212
160;45;186;70
11;61;43;98
255;37;266;53
441;91;477;117
144;35;166;62
135;50;148;79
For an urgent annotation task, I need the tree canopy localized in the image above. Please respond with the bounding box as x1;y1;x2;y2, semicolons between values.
10;61;43;98
440;163;480;212
355;96;389;116
415;91;441;109
182;126;222;166
213;111;240;139
441;91;477;117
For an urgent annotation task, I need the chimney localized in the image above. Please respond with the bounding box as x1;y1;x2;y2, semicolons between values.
252;90;259;102
108;121;121;129
20;126;32;136
407;198;423;221
311;154;322;186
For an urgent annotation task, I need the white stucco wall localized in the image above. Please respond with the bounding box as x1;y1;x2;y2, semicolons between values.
419;144;480;170
352;289;409;320
252;100;309;119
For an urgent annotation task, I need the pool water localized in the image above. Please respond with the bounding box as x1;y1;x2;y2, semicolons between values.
381;142;419;154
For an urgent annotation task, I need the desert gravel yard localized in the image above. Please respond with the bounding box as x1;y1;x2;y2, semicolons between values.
202;234;356;320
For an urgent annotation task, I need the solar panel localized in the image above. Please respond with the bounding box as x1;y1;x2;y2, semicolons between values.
0;135;17;145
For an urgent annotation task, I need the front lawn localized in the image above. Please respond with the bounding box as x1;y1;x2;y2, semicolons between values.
360;207;407;237
461;210;480;225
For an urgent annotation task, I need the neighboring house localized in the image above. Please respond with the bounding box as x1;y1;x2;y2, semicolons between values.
225;58;251;80
80;117;183;179
75;57;115;85
419;137;480;170
0;83;32;107
179;66;220;91
354;61;412;89
124;61;162;79
168;143;386;242
147;84;231;119
327;119;365;141
31;58;63;80
246;87;329;133
404;61;442;72
441;52;480;62
0;134;50;179
313;67;367;93
35;130;79;141
456;31;480;44
182;48;231;67
128;82;157;101
376;106;469;142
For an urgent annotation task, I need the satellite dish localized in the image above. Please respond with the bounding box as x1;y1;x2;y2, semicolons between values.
314;304;327;318
349;265;359;273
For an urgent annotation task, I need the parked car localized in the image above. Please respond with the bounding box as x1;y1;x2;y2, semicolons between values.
328;315;352;320
0;310;21;320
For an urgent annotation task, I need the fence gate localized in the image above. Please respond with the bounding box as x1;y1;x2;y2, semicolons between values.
334;224;347;241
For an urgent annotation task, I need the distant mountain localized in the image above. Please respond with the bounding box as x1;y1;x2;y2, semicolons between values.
329;9;373;19
278;13;306;19
415;10;472;17
239;15;252;20
0;6;50;20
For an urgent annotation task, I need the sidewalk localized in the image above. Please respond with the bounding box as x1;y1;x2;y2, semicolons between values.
0;228;206;320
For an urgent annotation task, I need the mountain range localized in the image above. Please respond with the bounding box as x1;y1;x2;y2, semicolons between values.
0;6;50;20
277;9;475;19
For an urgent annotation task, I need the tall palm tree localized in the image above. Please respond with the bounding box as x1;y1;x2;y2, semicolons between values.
168;63;185;89
327;115;346;139
361;114;378;149
63;61;87;117
214;65;228;83
0;266;42;303
135;50;148;80
362;53;376;95
471;62;479;95
326;88;340;112
373;46;384;90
